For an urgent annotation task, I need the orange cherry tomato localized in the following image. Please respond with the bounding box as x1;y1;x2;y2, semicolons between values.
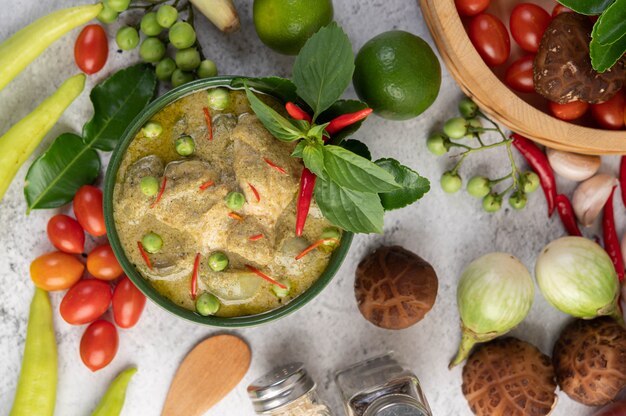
60;279;112;325
455;0;490;17
80;320;118;372
87;244;123;281
30;252;84;291
549;100;589;121
552;4;573;16
112;276;146;328
47;214;85;254
468;13;511;66
74;24;108;75
505;54;536;93
591;91;626;130
73;185;106;237
510;3;551;53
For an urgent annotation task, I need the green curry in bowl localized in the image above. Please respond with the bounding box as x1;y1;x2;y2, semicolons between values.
111;84;344;319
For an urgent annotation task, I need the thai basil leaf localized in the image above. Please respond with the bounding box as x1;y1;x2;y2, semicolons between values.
322;145;400;193
245;86;307;142
593;0;626;45
307;123;329;142
557;0;615;15
292;23;355;119
231;76;298;104
314;177;384;234
590;31;626;72
292;141;307;158
302;143;325;178
83;64;157;151
319;100;369;145
341;139;372;160
24;134;100;212
375;158;430;211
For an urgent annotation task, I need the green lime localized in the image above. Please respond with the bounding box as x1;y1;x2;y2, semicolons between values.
353;31;441;120
253;0;333;55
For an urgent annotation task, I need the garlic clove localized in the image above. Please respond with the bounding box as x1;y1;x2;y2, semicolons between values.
572;174;618;227
546;148;601;182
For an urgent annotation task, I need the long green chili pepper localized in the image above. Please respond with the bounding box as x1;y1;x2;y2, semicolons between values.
92;367;138;416
0;3;102;91
10;288;57;416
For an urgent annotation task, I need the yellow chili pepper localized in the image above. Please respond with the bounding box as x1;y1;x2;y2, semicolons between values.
92;368;138;416
0;3;102;92
10;288;57;416
0;73;85;203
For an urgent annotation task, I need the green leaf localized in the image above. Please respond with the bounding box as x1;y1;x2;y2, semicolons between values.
24;133;100;212
292;141;307;158
231;76;299;104
341;139;372;160
245;86;307;142
322;145;400;193
83;64;157;151
557;0;615;15
314;178;384;234
593;0;626;45
292;23;355;119
375;158;430;211
318;100;369;145
303;144;325;178
591;31;626;72
307;123;330;142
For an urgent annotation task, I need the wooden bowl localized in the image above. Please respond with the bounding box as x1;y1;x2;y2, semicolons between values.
420;0;626;155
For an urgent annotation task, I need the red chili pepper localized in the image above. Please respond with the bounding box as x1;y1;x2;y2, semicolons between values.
285;102;312;123
555;194;582;237
199;180;215;191
137;241;153;270
248;182;260;202
228;212;244;222
511;133;557;216
150;176;167;209
264;158;288;175
191;253;201;299
245;265;287;289
248;234;264;241
203;107;213;141
325;108;373;135
296;168;316;237
620;156;626;208
295;238;340;260
603;187;624;282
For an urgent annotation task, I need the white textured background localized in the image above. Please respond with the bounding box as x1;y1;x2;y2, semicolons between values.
0;1;623;415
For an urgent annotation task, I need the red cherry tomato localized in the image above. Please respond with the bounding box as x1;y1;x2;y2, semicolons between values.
505;54;536;93
455;0;490;16
74;24;108;75
87;244;123;281
60;280;112;325
549;100;589;121
510;3;551;53
30;252;84;291
468;14;511;66
552;4;573;16
591;91;626;130
112;276;146;328
73;185;106;237
80;320;118;372
47;214;85;254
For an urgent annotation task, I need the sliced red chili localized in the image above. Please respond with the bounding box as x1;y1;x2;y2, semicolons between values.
248;182;260;202
264;158;288;175
150;176;167;209
555;194;582;237
245;265;287;289
285;102;312;123
295;238;340;260
191;253;201;299
137;241;153;270
203;107;213;141
199;180;215;191
228;212;244;222
248;234;264;241
295;168;316;237
620;156;626;208
603;187;624;282
325;108;373;135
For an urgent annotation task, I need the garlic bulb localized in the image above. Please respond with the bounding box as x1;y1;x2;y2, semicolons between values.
546;148;601;182
572;174;618;227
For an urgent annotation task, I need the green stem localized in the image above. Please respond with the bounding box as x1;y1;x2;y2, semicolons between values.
490;173;512;185
506;140;521;191
449;329;478;369
449;142;472;150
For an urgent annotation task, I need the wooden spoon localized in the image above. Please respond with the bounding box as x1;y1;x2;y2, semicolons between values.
161;334;251;416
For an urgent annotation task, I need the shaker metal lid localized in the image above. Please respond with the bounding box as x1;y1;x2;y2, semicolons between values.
364;394;431;416
247;362;315;413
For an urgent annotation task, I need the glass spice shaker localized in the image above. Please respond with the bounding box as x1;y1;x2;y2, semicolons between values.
335;353;431;416
248;362;333;416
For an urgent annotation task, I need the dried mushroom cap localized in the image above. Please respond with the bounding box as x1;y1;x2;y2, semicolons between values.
462;337;557;416
534;13;626;104
355;245;438;330
553;317;626;406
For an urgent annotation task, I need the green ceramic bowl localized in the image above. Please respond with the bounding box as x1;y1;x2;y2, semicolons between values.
104;76;353;327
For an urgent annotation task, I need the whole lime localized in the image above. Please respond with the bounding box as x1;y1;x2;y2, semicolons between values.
353;31;441;120
253;0;333;55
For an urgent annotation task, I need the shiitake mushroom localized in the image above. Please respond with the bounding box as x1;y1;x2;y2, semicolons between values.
462;337;557;416
354;246;438;330
534;13;626;104
553;317;626;406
